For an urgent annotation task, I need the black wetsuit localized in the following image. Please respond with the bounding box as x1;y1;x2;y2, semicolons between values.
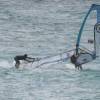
71;55;77;65
14;55;27;61
14;55;27;68
71;54;82;70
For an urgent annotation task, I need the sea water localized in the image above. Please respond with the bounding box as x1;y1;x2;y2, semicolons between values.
0;0;100;100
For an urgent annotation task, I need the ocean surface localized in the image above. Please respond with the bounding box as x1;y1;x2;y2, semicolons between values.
0;0;100;100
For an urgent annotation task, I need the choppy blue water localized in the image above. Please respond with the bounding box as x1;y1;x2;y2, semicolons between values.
0;0;100;99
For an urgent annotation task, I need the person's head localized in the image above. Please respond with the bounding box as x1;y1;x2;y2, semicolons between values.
24;54;27;57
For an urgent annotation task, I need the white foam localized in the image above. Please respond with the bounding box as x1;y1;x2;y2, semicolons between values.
65;63;75;69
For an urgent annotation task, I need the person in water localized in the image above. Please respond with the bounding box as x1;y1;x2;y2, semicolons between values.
70;54;82;70
14;54;36;68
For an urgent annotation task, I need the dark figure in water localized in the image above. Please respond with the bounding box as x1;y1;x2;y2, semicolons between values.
14;54;39;68
14;54;28;68
70;54;82;70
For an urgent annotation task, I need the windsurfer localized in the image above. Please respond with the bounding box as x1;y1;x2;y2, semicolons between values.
14;54;36;68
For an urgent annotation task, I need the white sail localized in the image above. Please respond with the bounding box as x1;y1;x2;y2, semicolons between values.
18;50;74;68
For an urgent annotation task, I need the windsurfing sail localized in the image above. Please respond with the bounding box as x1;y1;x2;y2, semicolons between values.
18;50;74;68
75;4;100;65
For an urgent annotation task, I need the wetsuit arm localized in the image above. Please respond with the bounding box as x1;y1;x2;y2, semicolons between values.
24;57;35;62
